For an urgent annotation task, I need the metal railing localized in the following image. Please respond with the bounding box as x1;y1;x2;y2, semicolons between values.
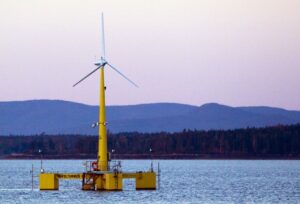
83;160;122;172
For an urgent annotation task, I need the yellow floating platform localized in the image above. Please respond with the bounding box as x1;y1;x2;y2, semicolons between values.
40;171;156;191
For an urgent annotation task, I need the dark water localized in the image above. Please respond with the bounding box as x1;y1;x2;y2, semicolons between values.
0;160;300;203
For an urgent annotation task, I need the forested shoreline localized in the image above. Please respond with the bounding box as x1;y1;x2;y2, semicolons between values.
1;124;300;159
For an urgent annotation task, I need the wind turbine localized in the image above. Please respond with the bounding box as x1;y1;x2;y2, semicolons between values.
73;13;138;171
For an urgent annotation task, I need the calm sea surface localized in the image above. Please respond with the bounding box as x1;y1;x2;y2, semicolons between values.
0;160;299;203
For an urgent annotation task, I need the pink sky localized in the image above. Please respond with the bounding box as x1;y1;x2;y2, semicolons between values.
0;0;300;109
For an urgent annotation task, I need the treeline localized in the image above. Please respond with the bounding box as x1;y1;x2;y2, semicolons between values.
1;124;300;159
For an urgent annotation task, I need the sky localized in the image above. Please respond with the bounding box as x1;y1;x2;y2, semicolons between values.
0;0;300;109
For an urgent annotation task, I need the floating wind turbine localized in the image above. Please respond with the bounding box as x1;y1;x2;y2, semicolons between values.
73;13;138;88
39;14;157;192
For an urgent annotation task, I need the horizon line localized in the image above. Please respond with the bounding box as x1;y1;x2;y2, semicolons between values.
0;98;299;111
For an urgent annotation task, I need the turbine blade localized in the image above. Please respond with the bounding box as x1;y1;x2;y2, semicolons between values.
107;63;139;88
101;13;106;59
73;66;101;87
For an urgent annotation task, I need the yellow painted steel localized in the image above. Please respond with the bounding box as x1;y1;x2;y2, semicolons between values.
89;172;155;191
135;172;156;190
56;173;83;179
39;173;83;190
104;173;122;190
98;67;108;171
94;175;103;190
94;173;123;191
39;173;59;190
123;172;156;190
39;167;156;191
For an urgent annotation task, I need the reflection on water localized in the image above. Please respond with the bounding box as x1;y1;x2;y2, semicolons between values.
0;160;300;203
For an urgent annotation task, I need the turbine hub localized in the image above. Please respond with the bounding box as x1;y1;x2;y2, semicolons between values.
95;58;107;67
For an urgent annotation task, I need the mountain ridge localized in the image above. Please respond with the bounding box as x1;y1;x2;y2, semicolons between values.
1;99;300;135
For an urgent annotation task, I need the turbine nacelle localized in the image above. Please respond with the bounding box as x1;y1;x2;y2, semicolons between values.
95;56;107;67
94;60;107;67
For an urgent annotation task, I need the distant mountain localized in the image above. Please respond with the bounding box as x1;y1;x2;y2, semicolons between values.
0;100;300;135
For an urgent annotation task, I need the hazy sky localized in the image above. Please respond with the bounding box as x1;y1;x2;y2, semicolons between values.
0;0;299;109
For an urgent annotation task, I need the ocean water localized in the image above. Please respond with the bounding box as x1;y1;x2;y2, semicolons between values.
0;160;299;204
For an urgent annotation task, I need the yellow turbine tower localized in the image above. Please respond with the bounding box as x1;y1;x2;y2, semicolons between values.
72;13;138;171
39;13;156;191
